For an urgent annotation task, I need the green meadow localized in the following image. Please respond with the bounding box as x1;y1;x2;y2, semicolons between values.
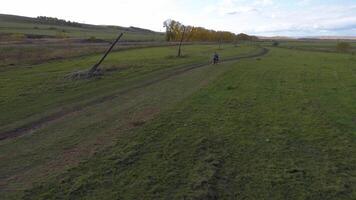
0;14;355;200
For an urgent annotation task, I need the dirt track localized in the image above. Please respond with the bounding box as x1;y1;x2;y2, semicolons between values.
0;48;269;141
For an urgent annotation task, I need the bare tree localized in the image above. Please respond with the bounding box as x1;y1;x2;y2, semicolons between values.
177;26;186;57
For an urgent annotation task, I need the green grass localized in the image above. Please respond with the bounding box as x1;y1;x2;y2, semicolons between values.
20;48;356;199
3;13;355;200
277;40;356;53
0;44;256;130
0;42;174;67
0;14;164;41
0;44;107;67
0;44;258;199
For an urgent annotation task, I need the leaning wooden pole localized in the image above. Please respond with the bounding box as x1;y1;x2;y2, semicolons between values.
89;33;124;75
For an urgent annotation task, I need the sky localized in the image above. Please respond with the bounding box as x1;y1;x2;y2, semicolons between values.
1;0;356;37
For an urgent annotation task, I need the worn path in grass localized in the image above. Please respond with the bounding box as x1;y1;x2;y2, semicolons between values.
0;48;268;141
0;44;256;131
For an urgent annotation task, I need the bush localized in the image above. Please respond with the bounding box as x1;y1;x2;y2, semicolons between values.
272;41;279;46
336;42;351;52
10;33;26;41
88;36;97;41
86;36;105;43
55;32;68;39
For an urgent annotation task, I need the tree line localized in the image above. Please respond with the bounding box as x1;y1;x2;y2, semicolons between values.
36;16;83;27
163;19;258;42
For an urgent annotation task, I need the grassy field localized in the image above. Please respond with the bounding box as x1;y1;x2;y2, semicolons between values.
0;41;175;68
0;14;169;69
0;18;356;199
0;14;164;41
15;47;355;199
276;40;356;53
0;44;257;129
0;44;262;199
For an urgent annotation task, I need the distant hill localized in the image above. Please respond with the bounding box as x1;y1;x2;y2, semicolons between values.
0;13;164;41
300;36;356;40
258;36;297;40
258;35;356;41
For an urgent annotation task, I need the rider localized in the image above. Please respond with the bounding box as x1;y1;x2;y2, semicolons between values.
213;52;219;64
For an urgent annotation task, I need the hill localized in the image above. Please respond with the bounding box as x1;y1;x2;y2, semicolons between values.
0;14;164;41
236;33;259;41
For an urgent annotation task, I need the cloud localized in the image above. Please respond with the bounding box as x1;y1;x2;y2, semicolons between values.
251;4;356;36
202;0;356;36
253;0;274;6
226;8;259;15
1;0;356;36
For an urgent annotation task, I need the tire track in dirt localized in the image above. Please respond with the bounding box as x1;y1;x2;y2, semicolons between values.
0;48;269;141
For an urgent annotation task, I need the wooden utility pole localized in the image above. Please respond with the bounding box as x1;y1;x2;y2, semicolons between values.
88;33;124;75
177;26;186;57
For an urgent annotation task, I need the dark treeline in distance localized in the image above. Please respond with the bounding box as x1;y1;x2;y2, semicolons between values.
163;19;258;42
36;16;83;27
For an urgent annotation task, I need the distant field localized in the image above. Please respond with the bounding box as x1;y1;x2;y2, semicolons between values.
0;14;165;41
0;41;175;67
0;14;170;68
277;40;356;53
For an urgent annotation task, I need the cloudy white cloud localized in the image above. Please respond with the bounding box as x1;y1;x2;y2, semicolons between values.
1;0;355;36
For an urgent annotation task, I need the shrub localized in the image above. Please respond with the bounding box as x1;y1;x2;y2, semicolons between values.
272;41;279;46
88;36;97;41
55;32;68;39
10;33;26;41
336;42;351;52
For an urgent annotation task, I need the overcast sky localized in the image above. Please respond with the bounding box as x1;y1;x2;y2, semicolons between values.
1;0;356;36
